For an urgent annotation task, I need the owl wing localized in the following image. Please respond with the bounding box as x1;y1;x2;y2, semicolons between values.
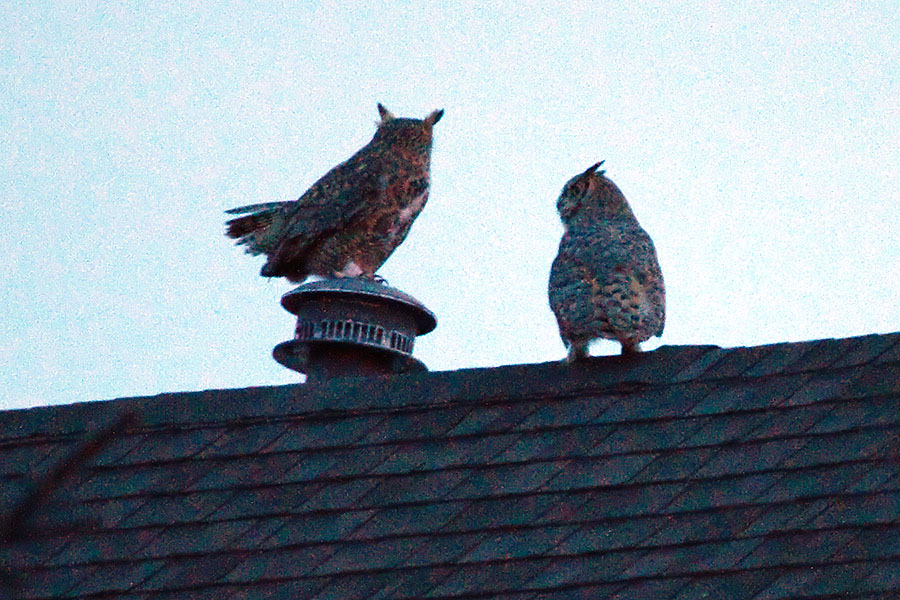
549;222;665;339
280;161;383;247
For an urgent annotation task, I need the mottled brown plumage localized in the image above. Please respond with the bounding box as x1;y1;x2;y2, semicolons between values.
549;162;665;361
226;103;443;282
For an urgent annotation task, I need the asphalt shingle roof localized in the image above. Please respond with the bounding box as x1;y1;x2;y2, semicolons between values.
2;331;900;599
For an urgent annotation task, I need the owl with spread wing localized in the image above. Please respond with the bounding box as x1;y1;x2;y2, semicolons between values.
226;103;443;282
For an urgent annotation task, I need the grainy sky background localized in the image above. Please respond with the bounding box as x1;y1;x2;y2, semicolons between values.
2;2;898;410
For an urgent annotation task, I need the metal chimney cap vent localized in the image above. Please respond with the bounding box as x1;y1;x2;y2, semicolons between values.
280;278;436;335
273;278;435;378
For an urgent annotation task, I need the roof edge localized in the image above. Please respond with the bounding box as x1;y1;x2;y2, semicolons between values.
2;332;898;440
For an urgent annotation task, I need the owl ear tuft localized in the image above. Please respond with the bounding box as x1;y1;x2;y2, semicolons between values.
583;160;605;176
425;109;444;126
377;103;395;123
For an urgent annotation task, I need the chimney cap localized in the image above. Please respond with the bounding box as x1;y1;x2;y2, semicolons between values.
280;278;436;335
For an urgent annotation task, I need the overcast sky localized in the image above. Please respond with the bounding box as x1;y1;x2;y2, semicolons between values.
2;2;898;410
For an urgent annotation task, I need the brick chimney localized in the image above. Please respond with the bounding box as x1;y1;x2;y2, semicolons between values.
272;278;436;380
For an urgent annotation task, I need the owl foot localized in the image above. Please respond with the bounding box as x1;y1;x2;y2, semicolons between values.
565;344;589;364
620;340;642;356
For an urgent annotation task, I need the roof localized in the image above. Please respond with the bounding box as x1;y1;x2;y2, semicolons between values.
2;331;900;599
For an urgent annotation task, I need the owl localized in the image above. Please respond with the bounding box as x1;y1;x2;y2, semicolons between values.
226;103;444;282
548;161;665;361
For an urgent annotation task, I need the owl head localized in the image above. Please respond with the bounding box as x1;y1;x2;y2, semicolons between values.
556;161;634;225
373;103;444;150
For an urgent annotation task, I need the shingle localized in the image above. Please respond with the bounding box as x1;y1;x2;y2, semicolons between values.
515;396;613;431
75;463;201;500
67;560;165;596
261;510;375;546
863;559;900;592
744;402;832;439
226;578;330;600
742;341;819;378
681;412;767;446
738;529;859;568
199;422;291;458
542;482;688;523
847;463;900;493
52;526;162;565
689;344;778;380
447;461;566;498
750;566;824;600
693;438;808;479
310;571;396;600
524;551;643;589
117;427;225;465
528;581;625;600
846;363;900;399
425;557;553;597
18;565;94;599
669;570;777;600
445;402;539;436
191;452;306;490
604;578;690;600
646;505;764;546
782;428;898;469
592;418;702;455
86;496;148;529
441;493;562;532
553;517;669;554
670;347;728;381
135;520;256;558
830;333;900;369
312;536;424;574
783;561;880;598
789;336;866;372
138;555;241;591
742;498;832;536
223;545;338;582
295;478;380;512
371;433;520;474
624;538;760;577
807;493;900;530
404;532;485;568
629;447;714;483
349;502;462;538
497;426;614;463
809;398;900;435
368;565;455;599
688;377;804;415
458;525;575;562
781;371;858;407
755;464;871;503
121;490;234;527
360;407;469;444
264;415;386;453
544;454;655;491
595;382;714;423
842;527;900;560
871;336;900;365
666;472;780;512
358;469;467;506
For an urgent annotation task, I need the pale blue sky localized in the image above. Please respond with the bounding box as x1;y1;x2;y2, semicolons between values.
2;2;898;409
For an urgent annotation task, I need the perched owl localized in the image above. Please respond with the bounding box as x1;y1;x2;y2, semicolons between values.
225;103;444;282
548;162;665;361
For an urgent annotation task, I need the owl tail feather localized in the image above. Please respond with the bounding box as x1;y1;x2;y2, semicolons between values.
225;202;288;254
